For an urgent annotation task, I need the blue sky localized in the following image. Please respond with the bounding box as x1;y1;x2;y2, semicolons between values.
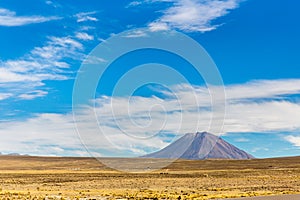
0;0;300;158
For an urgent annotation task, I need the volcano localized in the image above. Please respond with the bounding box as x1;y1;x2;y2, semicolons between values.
143;132;254;160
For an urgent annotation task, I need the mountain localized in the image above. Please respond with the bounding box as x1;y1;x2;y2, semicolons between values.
143;132;254;160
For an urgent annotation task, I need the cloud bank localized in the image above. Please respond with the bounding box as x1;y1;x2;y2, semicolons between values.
0;79;300;156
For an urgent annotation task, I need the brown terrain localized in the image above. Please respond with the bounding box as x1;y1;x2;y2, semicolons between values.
0;155;300;199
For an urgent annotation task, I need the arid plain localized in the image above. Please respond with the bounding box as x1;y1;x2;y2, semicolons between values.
0;156;300;199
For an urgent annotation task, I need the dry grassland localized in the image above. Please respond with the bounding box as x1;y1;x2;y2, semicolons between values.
0;156;300;199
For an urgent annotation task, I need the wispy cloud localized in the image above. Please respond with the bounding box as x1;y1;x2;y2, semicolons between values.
0;7;101;102
18;90;48;100
45;0;61;8
31;36;83;60
0;35;85;100
225;79;300;101
122;30;148;38
130;0;242;32
75;11;98;23
75;32;94;41
0;8;60;26
127;0;174;7
127;1;144;7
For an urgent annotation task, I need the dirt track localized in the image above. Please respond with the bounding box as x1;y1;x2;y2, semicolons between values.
225;194;300;200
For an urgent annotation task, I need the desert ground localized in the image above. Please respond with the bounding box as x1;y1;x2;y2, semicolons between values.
0;156;300;199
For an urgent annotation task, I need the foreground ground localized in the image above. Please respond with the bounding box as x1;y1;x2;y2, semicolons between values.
0;156;300;199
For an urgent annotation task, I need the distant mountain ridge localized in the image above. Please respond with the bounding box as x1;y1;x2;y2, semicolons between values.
0;152;28;156
143;132;254;160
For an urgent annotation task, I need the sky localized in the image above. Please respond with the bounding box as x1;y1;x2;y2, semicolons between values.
0;0;300;158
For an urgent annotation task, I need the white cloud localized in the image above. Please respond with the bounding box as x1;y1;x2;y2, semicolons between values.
0;8;60;26
224;101;300;133
1;79;300;156
18;90;48;100
146;0;242;32
31;36;83;60
79;79;300;156
127;1;143;7
285;135;300;148
148;22;169;31
75;12;98;23
82;56;107;64
0;93;12;100
0;67;40;83
164;79;300;105
225;79;300;101
0;113;88;156
122;30;148;38
0;35;85;100
128;0;175;7
75;32;94;41
0;111;167;156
